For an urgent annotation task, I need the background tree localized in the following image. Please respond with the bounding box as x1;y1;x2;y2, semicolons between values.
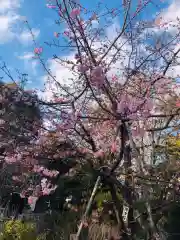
0;80;42;214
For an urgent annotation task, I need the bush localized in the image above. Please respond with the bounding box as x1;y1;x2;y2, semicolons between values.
0;220;45;240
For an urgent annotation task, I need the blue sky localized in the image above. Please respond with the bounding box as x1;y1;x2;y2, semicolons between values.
0;0;179;93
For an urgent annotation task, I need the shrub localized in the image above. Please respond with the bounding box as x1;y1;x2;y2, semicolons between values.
0;220;41;240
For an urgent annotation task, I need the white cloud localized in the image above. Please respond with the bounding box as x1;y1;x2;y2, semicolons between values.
17;28;40;45
0;13;20;43
0;0;21;43
157;0;180;32
91;20;99;28
18;52;34;60
161;0;180;22
17;52;38;76
135;0;180;78
0;0;40;44
0;0;20;13
42;55;77;101
165;41;180;79
31;60;38;75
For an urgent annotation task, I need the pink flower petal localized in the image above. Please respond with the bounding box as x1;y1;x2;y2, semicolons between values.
132;126;145;138
90;66;105;88
70;8;80;18
112;75;118;82
54;32;59;38
92;66;103;77
78;64;89;73
34;47;43;54
176;101;180;107
111;142;117;153
145;99;153;111
94;149;105;158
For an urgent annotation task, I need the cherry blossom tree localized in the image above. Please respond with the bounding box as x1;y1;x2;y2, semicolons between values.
41;0;180;238
0;79;42;210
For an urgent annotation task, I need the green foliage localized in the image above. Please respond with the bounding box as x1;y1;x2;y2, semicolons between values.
94;190;123;210
95;191;112;210
0;220;45;240
167;135;180;159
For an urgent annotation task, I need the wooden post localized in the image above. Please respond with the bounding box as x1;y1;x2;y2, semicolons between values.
75;176;101;240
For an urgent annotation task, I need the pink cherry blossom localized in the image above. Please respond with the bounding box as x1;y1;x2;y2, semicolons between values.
12;176;21;182
94;149;105;158
41;178;48;188
28;196;38;211
54;32;59;38
42;168;59;178
128;99;138;112
112;75;118;82
78;64;89;73
20;191;28;198
92;66;103;77
33;165;44;173
78;148;90;154
176;101;180;107
33;185;42;197
144;99;153;112
16;153;22;161
41;178;58;196
129;112;139;120
142;110;150;118
132;126;145;138
70;8;81;19
111;142;117;153
54;97;67;103
64;31;70;37
117;94;130;113
34;47;43;55
28;196;34;205
4;156;17;164
42;185;57;196
91;66;105;87
42;188;51;195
